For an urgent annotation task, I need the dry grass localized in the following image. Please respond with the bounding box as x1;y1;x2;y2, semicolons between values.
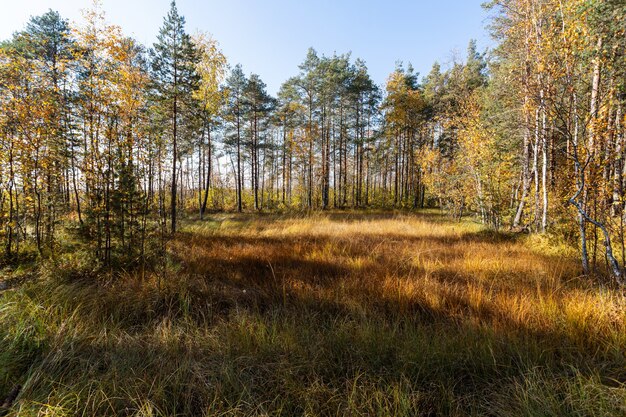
1;211;625;416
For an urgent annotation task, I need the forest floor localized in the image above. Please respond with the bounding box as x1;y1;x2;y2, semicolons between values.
1;211;625;416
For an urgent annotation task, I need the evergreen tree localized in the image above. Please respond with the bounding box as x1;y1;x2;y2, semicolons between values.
21;10;76;250
223;64;248;212
244;74;275;210
151;0;198;233
297;48;321;208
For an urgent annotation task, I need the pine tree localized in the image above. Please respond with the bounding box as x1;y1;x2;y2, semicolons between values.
244;74;274;210
224;64;248;212
151;0;197;233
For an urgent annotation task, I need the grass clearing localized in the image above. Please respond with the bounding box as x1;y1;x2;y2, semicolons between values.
1;211;625;416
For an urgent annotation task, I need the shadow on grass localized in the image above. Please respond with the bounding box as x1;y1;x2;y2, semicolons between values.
2;213;623;416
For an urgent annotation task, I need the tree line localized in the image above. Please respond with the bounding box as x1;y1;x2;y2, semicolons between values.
0;0;624;285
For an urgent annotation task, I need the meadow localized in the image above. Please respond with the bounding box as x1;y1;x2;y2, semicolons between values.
1;211;625;416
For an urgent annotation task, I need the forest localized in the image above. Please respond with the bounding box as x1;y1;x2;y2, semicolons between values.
0;0;625;416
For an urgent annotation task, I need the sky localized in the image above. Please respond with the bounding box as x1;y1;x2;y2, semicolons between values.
0;0;494;95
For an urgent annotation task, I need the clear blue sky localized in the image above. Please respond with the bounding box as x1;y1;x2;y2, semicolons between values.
1;0;493;95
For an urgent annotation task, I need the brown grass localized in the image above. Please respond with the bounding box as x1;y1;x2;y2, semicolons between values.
1;211;624;416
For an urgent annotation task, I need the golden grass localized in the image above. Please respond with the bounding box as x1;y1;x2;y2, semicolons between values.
174;212;622;333
1;211;625;416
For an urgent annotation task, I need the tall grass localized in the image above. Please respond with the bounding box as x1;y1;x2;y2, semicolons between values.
0;211;624;416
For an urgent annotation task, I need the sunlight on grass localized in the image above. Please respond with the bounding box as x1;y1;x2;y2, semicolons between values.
1;212;624;416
